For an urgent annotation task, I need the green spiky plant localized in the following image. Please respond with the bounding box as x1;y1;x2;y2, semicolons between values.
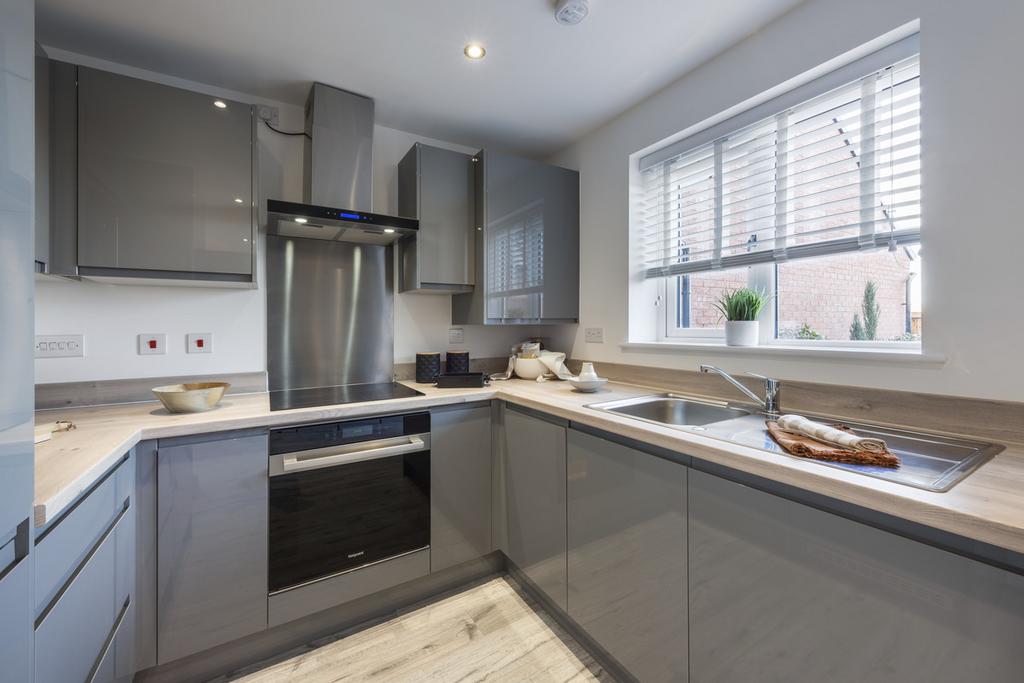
850;280;881;341
714;288;770;322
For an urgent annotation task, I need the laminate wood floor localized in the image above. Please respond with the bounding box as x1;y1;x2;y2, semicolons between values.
218;576;614;682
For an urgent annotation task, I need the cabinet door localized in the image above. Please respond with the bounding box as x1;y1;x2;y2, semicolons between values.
567;429;687;682
0;3;36;679
689;470;1024;683
77;66;254;276
35;514;119;683
481;151;578;323
430;404;491;572
157;431;268;664
400;144;474;292
0;537;32;683
504;408;567;610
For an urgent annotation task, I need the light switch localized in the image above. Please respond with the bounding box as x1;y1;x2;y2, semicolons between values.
585;327;604;343
35;334;85;358
138;333;166;355
187;333;213;354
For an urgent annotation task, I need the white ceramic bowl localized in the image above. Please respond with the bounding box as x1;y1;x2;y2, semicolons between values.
152;382;230;413
513;357;546;379
569;377;608;393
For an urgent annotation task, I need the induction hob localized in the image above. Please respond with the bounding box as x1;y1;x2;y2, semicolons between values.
268;382;424;412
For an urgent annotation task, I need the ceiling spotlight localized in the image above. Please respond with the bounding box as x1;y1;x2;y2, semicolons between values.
383;228;396;234
233;197;244;204
213;100;227;109
463;43;486;61
555;0;589;25
294;217;308;224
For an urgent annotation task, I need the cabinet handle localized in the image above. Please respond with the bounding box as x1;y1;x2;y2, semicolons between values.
277;434;429;475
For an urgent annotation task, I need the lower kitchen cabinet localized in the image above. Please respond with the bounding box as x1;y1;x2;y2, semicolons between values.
33;452;135;683
504;407;568;610
0;532;33;683
156;429;268;664
567;429;687;682
430;403;492;572
688;469;1024;682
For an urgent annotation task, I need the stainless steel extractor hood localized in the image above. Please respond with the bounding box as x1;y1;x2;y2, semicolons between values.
267;199;417;246
266;82;417;245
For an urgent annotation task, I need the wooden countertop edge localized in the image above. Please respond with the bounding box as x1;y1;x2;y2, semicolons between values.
33;381;1024;558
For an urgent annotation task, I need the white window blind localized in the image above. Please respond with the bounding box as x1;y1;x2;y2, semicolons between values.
639;43;920;279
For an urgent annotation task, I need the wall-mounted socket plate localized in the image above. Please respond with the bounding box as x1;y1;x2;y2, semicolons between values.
585;327;604;343
256;104;279;126
138;333;166;355
187;333;213;354
448;327;465;345
35;334;84;358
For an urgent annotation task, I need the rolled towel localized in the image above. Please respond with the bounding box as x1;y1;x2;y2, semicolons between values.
776;414;888;454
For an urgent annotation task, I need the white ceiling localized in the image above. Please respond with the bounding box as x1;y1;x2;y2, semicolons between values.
37;0;804;156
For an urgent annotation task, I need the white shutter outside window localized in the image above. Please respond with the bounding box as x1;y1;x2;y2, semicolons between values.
639;40;920;279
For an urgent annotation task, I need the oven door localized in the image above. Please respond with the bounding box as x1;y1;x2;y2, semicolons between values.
268;432;431;593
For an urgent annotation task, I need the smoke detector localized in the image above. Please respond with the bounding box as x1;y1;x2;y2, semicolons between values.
555;0;589;26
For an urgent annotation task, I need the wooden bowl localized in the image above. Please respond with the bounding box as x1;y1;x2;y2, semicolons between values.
152;382;230;413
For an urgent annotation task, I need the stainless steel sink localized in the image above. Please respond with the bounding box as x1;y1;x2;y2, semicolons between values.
591;394;750;427
589;393;1003;492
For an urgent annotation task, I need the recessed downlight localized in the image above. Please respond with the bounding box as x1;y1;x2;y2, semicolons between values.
233;197;244;204
383;228;396;234
294;217;308;224
213;100;227;109
463;43;486;60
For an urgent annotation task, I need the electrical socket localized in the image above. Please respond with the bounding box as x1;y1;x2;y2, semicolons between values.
585;327;604;343
35;334;84;358
256;104;279;126
138;333;166;355
448;327;465;345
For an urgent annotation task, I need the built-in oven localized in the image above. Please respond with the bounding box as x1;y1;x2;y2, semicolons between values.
268;412;430;595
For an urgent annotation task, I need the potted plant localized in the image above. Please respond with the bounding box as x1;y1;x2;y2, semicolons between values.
714;288;769;347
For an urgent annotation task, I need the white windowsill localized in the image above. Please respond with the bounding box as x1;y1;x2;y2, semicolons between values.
620;340;946;365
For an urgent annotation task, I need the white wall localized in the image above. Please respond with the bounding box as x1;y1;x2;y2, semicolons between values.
34;50;570;384
551;0;1024;402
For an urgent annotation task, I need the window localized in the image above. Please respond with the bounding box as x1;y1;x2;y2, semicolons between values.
638;36;921;346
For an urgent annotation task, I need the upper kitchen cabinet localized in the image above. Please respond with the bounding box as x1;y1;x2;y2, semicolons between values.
398;143;474;293
452;150;579;324
42;61;258;286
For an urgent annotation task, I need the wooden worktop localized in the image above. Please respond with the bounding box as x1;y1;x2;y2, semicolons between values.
34;379;1024;558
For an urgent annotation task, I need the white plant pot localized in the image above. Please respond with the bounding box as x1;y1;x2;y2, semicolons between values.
725;320;760;347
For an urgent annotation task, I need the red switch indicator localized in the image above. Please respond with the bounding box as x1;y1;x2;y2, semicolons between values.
138;334;166;355
187;333;212;354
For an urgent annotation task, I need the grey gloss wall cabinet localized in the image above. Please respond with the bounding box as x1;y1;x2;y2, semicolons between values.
567;430;688;682
452;150;579;324
398;144;475;293
503;407;568;609
156;431;268;664
688;470;1024;683
72;65;256;284
430;404;492;572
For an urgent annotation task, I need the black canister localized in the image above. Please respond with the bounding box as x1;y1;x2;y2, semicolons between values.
446;350;470;375
415;352;442;384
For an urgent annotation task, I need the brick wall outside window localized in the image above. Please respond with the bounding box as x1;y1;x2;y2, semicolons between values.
680;250;919;341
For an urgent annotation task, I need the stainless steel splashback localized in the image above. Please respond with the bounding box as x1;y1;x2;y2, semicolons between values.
304;83;373;210
266;235;394;391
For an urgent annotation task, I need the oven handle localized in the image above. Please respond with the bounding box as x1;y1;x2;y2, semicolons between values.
275;434;429;475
